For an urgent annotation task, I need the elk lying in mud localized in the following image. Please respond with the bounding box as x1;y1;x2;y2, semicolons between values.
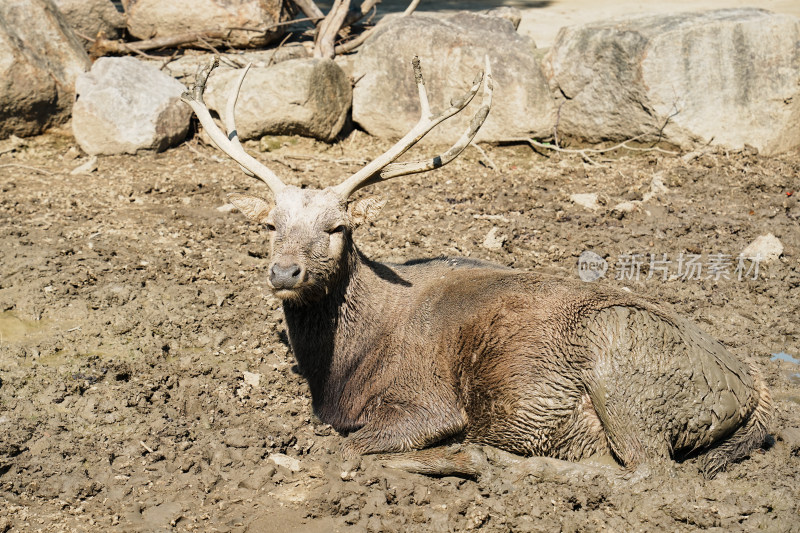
181;57;771;479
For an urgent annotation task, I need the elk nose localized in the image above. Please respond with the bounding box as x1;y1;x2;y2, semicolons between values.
270;261;304;290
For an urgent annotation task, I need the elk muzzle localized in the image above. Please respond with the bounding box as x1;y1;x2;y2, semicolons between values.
270;259;305;290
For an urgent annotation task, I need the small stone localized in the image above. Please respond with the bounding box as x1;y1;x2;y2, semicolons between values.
612;201;639;214
570;192;601;211
69;156;98;175
268;452;301;472
482;227;506;250
242;371;261;387
741;233;783;263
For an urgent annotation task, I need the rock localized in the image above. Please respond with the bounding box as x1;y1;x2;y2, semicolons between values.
123;0;292;49
570;193;601;211
204;58;351;142
69;156;98;175
268;453;301;472
53;0;125;43
242;371;261;387
741;234;784;263
0;0;90;139
611;201;639;215
72;57;192;155
352;12;554;144
482;228;506;250
544;9;800;156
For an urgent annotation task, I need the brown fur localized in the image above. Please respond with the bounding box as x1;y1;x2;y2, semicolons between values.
228;186;772;478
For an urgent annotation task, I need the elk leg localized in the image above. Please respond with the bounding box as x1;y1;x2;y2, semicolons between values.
583;369;671;470
342;402;466;459
378;444;488;478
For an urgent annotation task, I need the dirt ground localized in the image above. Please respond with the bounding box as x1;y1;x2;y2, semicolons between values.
0;127;798;532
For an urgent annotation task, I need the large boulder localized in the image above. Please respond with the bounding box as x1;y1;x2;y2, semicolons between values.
123;0;293;48
544;9;800;155
53;0;125;43
72;57;192;155
204;58;351;143
0;0;90;139
352;13;555;144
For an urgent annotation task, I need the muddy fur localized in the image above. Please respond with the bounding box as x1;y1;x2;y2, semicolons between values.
229;186;772;478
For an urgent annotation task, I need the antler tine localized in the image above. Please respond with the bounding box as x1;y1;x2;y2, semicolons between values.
181;58;286;195
332;56;490;199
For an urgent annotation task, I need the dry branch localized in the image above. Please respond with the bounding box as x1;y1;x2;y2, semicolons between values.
313;0;351;58
88;17;317;59
522;136;679;165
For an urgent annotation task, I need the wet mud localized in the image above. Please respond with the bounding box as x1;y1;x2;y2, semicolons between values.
0;132;798;531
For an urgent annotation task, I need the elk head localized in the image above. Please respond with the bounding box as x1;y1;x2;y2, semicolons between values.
181;56;493;303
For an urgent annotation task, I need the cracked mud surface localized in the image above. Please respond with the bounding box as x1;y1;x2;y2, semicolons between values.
0;131;798;531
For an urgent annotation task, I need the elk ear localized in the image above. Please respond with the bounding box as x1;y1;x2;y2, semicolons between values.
348;196;387;227
227;193;272;222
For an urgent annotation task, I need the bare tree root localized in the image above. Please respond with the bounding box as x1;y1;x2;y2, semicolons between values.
521;136;680;165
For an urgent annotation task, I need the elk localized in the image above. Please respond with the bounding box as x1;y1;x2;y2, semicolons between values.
180;57;771;479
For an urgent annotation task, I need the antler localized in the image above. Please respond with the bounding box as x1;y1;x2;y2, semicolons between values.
180;58;286;195
332;56;493;199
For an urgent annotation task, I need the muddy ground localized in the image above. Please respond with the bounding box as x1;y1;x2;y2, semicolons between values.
0;129;798;532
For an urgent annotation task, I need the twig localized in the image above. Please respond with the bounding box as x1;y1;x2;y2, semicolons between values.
196;36;224;56
522;132;679;165
268;33;293;67
159;49;181;71
333;0;421;56
0;164;53;175
140;441;155;454
470;142;498;171
553;99;565;149
277;154;368;165
402;0;422;16
523;138;600;165
293;0;326;24
184;140;212;161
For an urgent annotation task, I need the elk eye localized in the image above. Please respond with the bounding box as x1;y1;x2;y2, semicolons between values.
327;225;345;234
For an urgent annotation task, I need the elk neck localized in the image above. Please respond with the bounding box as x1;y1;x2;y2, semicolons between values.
281;239;405;427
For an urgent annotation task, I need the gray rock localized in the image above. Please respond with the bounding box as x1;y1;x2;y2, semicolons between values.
53;0;125;43
123;0;291;48
204;58;351;143
72;57;192;155
0;0;90;139
352;13;555;144
544;9;800;156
